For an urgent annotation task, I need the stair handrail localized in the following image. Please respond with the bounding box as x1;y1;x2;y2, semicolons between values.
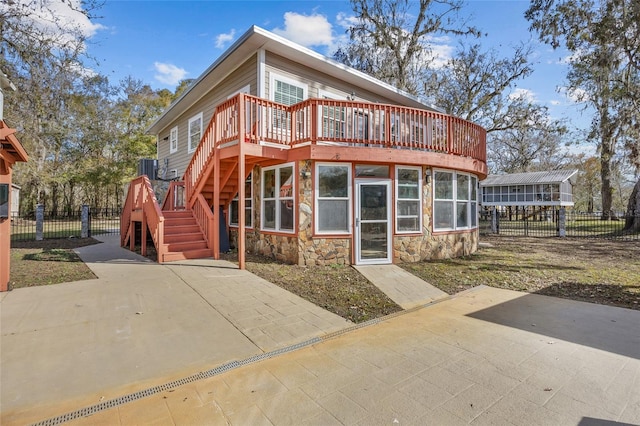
121;175;166;260
192;193;215;255
161;181;186;211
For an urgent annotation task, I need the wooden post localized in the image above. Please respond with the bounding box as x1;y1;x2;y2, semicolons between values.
238;94;246;270
213;112;220;260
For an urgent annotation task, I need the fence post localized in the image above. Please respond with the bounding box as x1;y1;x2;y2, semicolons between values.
81;205;90;238
35;204;44;241
491;207;499;234
558;207;566;237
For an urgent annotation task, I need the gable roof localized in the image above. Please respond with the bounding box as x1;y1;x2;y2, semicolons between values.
481;170;578;186
148;25;439;135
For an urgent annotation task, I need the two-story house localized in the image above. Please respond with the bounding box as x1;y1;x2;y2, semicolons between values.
121;25;487;268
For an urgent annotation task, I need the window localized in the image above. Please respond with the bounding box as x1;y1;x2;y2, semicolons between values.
433;171;478;231
316;163;351;234
270;74;307;131
272;78;305;106
188;113;202;153
262;163;295;232
169;126;178;153
230;172;253;228
396;167;422;233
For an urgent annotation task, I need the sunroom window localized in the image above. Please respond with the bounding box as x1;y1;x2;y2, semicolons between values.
229;172;253;228
262;163;294;232
433;171;478;231
396;166;422;233
316;163;351;234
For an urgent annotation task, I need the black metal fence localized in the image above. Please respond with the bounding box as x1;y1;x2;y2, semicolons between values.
480;207;640;241
10;207;121;242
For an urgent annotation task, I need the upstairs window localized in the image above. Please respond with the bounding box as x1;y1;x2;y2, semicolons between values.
169;126;178;153
188;113;202;153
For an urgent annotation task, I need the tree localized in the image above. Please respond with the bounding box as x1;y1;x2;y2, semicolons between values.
423;42;568;172
337;0;568;176
1;0;104;211
335;0;479;96
526;0;640;223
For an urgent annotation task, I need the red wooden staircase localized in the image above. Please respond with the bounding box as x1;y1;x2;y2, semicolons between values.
161;210;211;261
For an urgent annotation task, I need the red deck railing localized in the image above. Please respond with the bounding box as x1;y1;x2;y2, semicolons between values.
181;93;486;209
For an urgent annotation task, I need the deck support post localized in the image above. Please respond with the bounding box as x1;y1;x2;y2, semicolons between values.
238;94;246;270
213;124;220;260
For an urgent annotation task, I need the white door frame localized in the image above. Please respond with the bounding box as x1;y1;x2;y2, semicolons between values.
354;179;392;265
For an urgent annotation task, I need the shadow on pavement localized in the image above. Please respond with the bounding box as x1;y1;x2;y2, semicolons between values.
466;292;640;360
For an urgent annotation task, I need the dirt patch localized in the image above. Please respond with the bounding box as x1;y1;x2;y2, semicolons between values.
9;238;99;290
400;236;640;311
220;252;402;323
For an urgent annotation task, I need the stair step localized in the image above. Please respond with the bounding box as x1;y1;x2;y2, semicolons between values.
162;248;213;262
166;240;208;252
165;224;201;235
165;217;198;227
164;232;205;244
162;210;192;219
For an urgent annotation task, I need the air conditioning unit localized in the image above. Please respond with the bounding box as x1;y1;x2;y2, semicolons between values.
137;159;158;178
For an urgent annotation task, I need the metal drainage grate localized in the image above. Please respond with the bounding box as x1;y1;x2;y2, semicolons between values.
32;296;454;426
31;339;326;426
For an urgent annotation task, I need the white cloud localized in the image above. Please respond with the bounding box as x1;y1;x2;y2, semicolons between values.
215;29;236;49
154;62;188;86
559;86;589;103
509;88;537;103
549;100;561;106
336;12;359;30
2;0;105;48
273;12;334;48
425;36;455;69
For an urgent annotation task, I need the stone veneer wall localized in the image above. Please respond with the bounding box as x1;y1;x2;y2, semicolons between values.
229;163;478;265
297;160;351;266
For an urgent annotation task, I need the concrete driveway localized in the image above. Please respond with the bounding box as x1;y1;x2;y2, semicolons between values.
0;235;349;422
2;236;639;425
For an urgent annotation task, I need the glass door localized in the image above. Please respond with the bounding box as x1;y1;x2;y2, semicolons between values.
355;180;392;264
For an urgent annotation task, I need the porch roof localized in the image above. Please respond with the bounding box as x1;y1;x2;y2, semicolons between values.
481;170;578;187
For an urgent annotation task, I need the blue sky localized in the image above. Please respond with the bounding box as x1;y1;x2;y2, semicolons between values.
81;0;590;131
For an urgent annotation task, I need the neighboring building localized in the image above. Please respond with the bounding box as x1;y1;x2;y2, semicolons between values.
480;170;578;208
122;26;487;267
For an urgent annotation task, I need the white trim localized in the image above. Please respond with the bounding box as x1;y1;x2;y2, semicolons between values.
258;49;266;99
261;162;296;233
314;162;352;235
169;126;178;154
355;179;393;265
395;166;423;234
188;112;203;153
269;72;308;104
228;84;250;99
433;169;479;232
